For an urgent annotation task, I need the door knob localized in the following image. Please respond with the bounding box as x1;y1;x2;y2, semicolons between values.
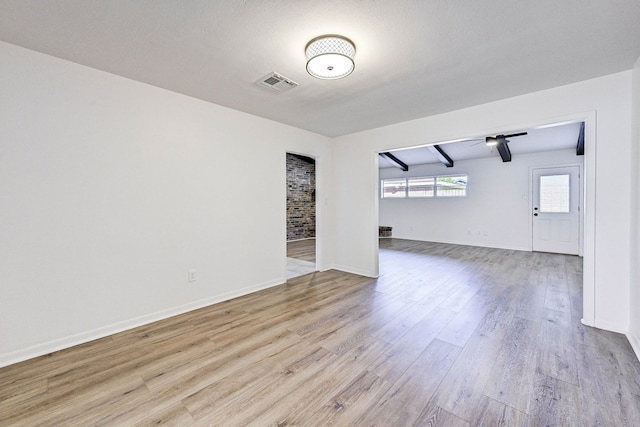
534;213;538;216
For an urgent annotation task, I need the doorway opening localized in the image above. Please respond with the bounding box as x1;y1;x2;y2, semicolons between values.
374;116;595;325
286;153;316;279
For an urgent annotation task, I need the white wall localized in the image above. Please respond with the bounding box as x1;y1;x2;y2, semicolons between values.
0;42;333;367
379;149;582;251
333;71;633;334
629;56;640;357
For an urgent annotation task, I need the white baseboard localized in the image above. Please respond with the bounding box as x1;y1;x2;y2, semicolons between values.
0;277;286;368
627;333;640;362
592;319;628;335
329;264;378;278
388;235;530;252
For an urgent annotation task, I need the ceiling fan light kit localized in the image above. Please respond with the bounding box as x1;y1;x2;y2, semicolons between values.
305;35;356;80
485;137;499;146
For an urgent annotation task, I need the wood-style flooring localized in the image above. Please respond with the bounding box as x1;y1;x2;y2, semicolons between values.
287;239;316;279
1;239;639;426
287;239;316;263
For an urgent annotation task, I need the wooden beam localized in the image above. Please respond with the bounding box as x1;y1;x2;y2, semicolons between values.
496;141;512;162
576;122;585;155
427;145;454;167
379;152;409;171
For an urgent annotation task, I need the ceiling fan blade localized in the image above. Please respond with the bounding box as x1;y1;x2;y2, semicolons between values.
502;131;527;139
462;138;484;146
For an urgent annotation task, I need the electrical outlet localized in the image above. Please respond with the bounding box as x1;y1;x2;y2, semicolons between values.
188;270;197;282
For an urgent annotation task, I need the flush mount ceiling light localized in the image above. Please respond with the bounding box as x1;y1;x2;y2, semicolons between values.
305;35;356;80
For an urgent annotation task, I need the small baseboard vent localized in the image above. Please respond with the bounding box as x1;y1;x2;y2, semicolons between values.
257;72;298;93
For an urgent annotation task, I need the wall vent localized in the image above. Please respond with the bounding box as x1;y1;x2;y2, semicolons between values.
256;72;298;93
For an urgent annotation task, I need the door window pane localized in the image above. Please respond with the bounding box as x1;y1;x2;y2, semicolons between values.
539;174;570;213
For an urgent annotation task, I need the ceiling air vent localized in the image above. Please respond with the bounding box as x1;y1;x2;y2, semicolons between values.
256;72;298;93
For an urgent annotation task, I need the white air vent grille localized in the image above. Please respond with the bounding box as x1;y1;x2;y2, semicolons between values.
257;72;298;92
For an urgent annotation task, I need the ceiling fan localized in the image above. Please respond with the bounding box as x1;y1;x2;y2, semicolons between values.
467;131;528;147
485;132;527;146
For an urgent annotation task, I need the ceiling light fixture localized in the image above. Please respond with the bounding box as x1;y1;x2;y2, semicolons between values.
305;35;356;80
485;137;499;147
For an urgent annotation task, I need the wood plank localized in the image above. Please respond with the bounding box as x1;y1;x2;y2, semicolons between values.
412;403;470;427
186;346;335;424
287;238;315;263
357;339;462;426
470;396;529;426
243;352;369;426
307;370;389;426
429;334;502;420
130;402;195;427
576;344;640;425
437;294;490;347
483;317;540;413
369;307;457;383
527;373;581;426
536;309;580;385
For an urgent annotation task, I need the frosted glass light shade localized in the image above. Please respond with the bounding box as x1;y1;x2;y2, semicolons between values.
305;35;355;79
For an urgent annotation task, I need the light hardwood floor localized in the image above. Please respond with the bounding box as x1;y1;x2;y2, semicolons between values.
1;239;639;426
287;239;316;263
287;239;316;279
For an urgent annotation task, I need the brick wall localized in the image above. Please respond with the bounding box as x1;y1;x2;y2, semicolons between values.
287;153;316;241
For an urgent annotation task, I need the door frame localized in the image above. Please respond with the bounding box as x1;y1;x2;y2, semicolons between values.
373;112;596;327
285;150;320;277
529;163;584;256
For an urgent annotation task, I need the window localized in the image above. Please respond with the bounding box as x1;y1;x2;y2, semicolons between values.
381;178;407;198
539;174;570;213
408;177;434;197
381;175;467;199
436;176;467;197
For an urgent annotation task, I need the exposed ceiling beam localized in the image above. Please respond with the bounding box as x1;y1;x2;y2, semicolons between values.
379;152;409;171
496;141;512;162
427;145;454;167
576;122;585;155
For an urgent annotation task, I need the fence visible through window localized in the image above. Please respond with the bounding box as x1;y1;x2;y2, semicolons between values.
381;175;467;199
381;178;407;198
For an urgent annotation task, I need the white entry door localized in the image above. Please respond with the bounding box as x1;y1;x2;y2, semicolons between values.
532;166;581;255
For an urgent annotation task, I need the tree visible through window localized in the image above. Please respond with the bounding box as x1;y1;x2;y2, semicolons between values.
436;176;467;197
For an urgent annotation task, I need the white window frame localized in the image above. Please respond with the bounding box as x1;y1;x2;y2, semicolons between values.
381;174;468;199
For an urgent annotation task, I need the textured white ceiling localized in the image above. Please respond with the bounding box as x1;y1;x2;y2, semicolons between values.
1;1;639;137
